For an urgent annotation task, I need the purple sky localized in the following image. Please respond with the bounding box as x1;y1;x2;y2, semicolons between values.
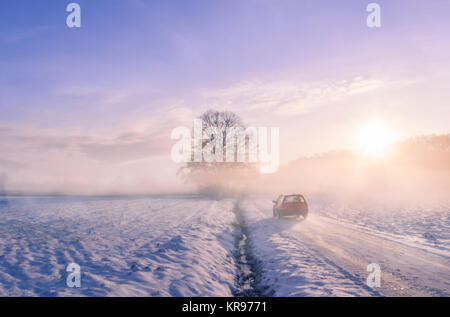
1;0;450;193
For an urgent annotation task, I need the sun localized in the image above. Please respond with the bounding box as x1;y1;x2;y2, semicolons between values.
355;120;395;159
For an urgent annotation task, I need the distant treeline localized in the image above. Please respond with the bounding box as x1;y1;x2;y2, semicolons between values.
287;134;450;171
394;134;450;170
262;134;450;199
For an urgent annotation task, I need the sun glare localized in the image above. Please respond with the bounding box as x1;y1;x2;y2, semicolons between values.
355;120;395;159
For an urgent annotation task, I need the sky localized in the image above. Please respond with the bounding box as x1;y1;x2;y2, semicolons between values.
1;0;450;194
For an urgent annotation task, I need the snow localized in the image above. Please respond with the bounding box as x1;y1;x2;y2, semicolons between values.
239;197;450;297
0;196;237;296
0;195;448;297
311;199;450;255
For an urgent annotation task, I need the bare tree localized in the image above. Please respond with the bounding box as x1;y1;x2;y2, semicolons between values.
178;110;259;196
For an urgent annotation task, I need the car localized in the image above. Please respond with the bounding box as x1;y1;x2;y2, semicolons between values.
272;194;308;219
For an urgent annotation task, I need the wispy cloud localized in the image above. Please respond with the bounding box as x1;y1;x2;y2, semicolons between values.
1;25;54;43
0;108;194;194
201;77;386;116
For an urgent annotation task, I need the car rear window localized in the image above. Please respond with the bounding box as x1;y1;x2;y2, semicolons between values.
277;196;284;204
284;196;305;203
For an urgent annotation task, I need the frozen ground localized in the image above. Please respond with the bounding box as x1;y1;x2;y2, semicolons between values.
0;196;237;296
0;195;448;297
312;198;450;255
239;197;449;297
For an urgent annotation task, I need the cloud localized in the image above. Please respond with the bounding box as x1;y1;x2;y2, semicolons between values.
1;25;54;43
79;132;169;164
0;158;25;170
200;77;386;116
0;109;192;194
0;123;173;166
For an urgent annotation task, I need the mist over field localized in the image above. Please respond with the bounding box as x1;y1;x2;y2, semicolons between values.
175;134;450;209
2;131;450;209
258;135;450;206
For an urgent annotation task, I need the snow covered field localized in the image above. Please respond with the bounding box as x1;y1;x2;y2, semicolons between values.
0;195;448;297
0;196;237;296
239;197;449;297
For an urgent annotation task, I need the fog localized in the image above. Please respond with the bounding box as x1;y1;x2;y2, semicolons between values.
0;173;7;195
1;126;449;209
257;152;450;207
185;135;450;207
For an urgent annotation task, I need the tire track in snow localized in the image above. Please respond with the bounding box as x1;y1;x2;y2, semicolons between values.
239;199;378;296
232;203;272;297
240;198;449;296
292;215;449;296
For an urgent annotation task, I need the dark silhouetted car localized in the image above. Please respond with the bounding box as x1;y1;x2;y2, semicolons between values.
272;194;308;219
